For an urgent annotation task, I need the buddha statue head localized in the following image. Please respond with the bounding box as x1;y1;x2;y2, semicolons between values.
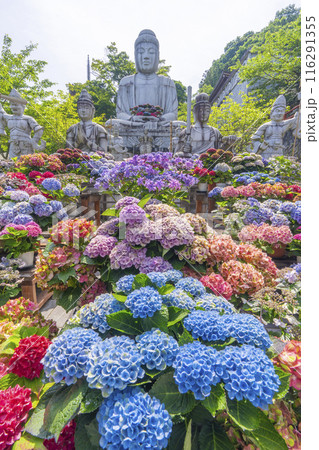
134;29;160;75
270;95;286;122
77;89;95;121
193;93;211;125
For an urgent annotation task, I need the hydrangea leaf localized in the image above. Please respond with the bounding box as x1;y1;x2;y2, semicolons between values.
56;286;82;312
80;255;96;265
132;273;154;289
101;208;117;216
106;310;144;335
138;193;153;208
226;397;260;430
0;373;21;390
80;388;103;414
198;421;234;450
274;366;291;399
142;306;169;332
167;422;186;450
112;293;127;303
25;384;64;439
158;284;175;295
245;409;288;449
150;372;196;415
202;384;227;416
15;325;49;339
44;379;88;441
12;432;46;449
171;258;186;270
74;413;100;450
178;327;194;345
57;267;76;283
167;306;189;327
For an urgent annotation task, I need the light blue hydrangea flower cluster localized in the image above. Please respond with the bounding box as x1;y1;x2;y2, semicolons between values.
79;293;124;333
13;201;33;215
290;204;301;224
184;310;229;342
116;274;135;293
173;341;222;400
13;214;34;225
86;336;144;397
8;190;30;202
136;329;179;371
97;387;172;450
162;288;196;310
163;269;184;284
208;186;223;197
49;200;63;212
29;194;47;205
33;203;53;217
147;271;167;287
125;286;162;318
175;277;206;297
195;293;235;314
42;327;101;385
41;178;62;191
63;183;81;197
218;344;280;409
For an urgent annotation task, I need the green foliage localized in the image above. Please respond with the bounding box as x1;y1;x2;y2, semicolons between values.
226;397;260;430
208;93;274;152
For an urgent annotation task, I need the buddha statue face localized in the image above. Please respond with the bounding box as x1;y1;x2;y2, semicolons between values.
10;102;25;117
194;103;211;124
135;42;159;75
270;106;286;122
78;102;95;121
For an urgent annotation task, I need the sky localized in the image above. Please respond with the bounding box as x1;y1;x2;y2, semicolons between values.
0;0;301;93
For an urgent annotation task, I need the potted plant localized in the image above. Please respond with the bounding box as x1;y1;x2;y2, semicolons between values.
0;223;42;267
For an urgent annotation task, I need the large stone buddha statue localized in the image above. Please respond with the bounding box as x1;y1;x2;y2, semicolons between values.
116;29;178;124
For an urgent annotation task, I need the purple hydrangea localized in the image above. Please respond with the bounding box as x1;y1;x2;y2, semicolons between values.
271;213;290;227
33;203;53;217
109;241;147;270
125;220;158;246
49;200;63;212
0;207;15;226
13;201;33;215
12;214;34;225
97;218;119;236
29;194;47;205
84;235;118;258
156;216;195;249
63;183;80;197
8;190;30;202
41;178;62;191
139;256;173;274
119;204;147;226
115;196;140;210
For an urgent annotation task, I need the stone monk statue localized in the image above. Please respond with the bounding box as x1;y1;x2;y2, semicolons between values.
175;93;237;155
66;89;108;153
116;29;178;124
0;89;46;159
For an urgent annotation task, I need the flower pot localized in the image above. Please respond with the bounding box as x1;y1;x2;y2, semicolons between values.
20;251;35;269
197;182;208;192
268;244;286;258
208;182;216;191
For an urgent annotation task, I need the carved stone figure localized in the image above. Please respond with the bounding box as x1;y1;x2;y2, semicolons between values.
139;130;153;154
116;29;178;124
66;90;108;153
0;89;46;159
175;93;236;155
251;95;300;159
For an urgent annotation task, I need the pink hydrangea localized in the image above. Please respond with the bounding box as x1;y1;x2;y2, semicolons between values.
83;235;118;258
220;259;264;295
156;216;194;249
178;236;210;264
221;186;238;198
200;273;233;299
208;234;238;263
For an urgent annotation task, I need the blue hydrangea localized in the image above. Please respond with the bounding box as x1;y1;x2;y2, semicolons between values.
163;269;183;284
147;272;167;287
49;200;63;212
291;262;301;274
175;277;206;297
184;310;229;342
271;213;290;227
279;201;295;214
195;293;235;315
219;345;280;409
208;187;223;197
56;208;68;220
222;314;272;351
63;183;80;196
162;288;196;310
116;274;135;293
86;336;144;397
125;286;162;318
243;207;274;225
41;178;62;191
33;203;53;217
8;190;30;202
78;293;124;333
12;214;34;225
97;387;172;450
42;327;102;385
29;194;47;205
0;207;15;226
173;341;221;400
136;328;179;370
290;205;301;224
13;201;33;215
263;199;282;212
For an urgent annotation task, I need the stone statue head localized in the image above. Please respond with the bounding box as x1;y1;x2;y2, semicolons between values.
77;89;95;121
7;89;26;116
270;95;286;121
193;93;211;124
134;29;159;74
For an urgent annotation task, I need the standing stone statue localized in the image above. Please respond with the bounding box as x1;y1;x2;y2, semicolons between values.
175;93;236;155
251;95;300;159
116;29;178;124
0;89;46;159
66;89;108;153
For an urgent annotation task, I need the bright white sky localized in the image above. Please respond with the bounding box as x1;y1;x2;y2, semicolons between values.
1;0;301;92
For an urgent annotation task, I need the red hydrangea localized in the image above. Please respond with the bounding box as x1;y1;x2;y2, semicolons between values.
200;273;233;299
43;420;76;450
42;171;55;178
28;170;42;179
0;385;32;449
9;335;51;379
274;340;301;391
